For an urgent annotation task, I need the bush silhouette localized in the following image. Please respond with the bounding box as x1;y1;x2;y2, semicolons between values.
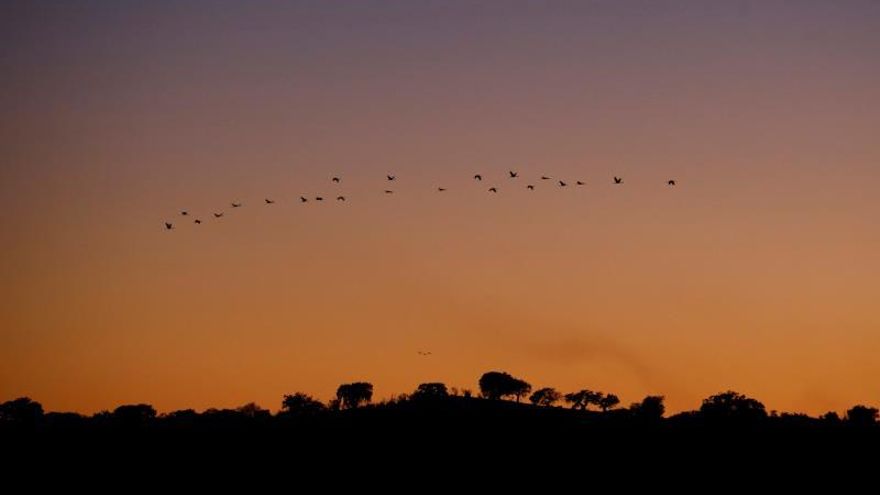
281;393;326;415
529;387;562;407
478;371;531;402
700;391;767;421
336;382;373;409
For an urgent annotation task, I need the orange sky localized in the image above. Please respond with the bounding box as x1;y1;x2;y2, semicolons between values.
2;1;879;415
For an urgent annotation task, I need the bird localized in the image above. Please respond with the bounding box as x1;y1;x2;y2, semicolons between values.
231;202;242;208
576;181;585;186
474;174;482;181
387;175;396;181
300;196;308;203
164;222;173;230
667;179;676;186
213;212;224;218
337;196;346;201
265;198;275;204
384;190;394;194
417;351;432;356
332;176;341;183
541;175;551;180
194;219;202;225
559;180;567;187
613;176;623;184
488;187;498;193
438;187;447;192
527;185;535;190
315;196;324;201
509;171;518;178
180;211;188;216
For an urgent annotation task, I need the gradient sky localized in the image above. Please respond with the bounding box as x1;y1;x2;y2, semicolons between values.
2;0;879;415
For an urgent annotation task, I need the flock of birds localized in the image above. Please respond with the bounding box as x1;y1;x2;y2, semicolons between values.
163;171;677;230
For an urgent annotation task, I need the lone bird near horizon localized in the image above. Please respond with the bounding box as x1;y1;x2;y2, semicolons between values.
213;212;223;218
474;174;482;181
559;180;567;187
489;187;498;193
332;176;341;183
668;179;676;186
231;202;242;208
387;175;396;181
164;222;173;230
337;196;346;201
614;176;623;184
265;198;275;204
509;171;518;178
527;184;535;190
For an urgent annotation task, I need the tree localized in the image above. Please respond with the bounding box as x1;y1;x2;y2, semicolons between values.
412;382;449;400
629;395;666;420
700;391;767;421
336;382;373;409
281;393;326;415
0;397;44;426
529;387;562;407
236;402;271;419
564;389;601;410
478;371;531;402
112;404;157;426
597;393;620;412
845;405;879;426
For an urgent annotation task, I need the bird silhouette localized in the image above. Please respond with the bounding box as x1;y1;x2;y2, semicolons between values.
265;199;275;204
384;190;394;194
231;202;242;208
194;219;202;224
509;171;518;178
300;196;308;203
315;196;324;201
474;174;482;181
164;222;173;230
387;175;396;181
576;181;585;186
332;176;341;183
417;351;432;356
337;196;346;201
559;180;567;187
489;187;498;193
438;187;447;192
667;179;676;186
541;176;552;180
213;212;224;218
181;211;188;216
527;185;535;190
614;176;623;184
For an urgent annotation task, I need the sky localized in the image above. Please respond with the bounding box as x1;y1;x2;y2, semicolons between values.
1;0;879;415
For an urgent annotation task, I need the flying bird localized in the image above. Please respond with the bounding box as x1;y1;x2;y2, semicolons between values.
488;187;498;193
300;196;308;203
265;198;275;204
332;176;341;183
194;219;202;224
337;196;346;201
559;180;567;187
576;181;585;186
213;212;224;218
231;202;242;208
667;179;676;186
527;185;535;190
474;174;482;181
438;187;446;192
384;190;394;194
387;175;396;181
180;211;188;216
417;351;432;356
315;196;324;201
613;176;623;184
164;222;173;230
509;171;518;178
541;176;552;180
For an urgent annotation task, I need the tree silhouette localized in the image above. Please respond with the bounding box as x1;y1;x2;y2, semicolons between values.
700;391;767;421
845;405;879;426
597;393;620;412
281;393;326;415
236;402;271;419
412;382;449;400
112;404;156;426
336;382;373;409
529;387;562;407
479;371;531;402
564;389;601;410
629;395;666;420
0;397;44;426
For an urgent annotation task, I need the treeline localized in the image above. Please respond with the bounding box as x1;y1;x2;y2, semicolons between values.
2;370;878;432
